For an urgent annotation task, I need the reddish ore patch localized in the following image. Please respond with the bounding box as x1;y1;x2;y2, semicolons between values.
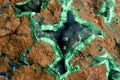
0;76;7;80
27;41;56;68
0;57;10;72
11;66;55;80
0;0;14;14
66;65;106;80
34;0;62;24
9;0;25;4
72;0;105;14
0;16;33;59
79;12;106;30
71;53;92;70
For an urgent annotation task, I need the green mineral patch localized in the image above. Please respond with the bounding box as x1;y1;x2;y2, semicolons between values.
97;0;116;26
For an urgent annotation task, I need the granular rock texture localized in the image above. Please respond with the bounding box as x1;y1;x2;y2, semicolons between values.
79;12;106;30
0;15;20;37
11;66;55;80
0;0;14;14
9;0;25;4
0;15;33;59
34;0;62;24
66;65;106;80
0;57;10;72
72;0;105;14
28;41;56;67
71;53;92;70
0;76;6;80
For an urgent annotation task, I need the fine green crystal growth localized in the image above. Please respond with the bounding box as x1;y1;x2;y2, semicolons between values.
97;0;116;26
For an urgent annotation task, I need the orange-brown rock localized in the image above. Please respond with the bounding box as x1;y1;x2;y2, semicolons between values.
11;66;55;80
116;0;120;3
72;0;105;14
72;0;107;30
66;65;106;80
0;0;14;14
0;76;6;80
0;1;17;37
39;70;55;80
34;0;61;24
28;41;56;67
0;57;10;72
9;0;25;4
0;15;20;37
86;37;105;56
79;12;106;30
0;16;33;59
71;53;92;70
0;36;9;52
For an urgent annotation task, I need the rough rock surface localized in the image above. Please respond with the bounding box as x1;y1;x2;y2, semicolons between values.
0;16;33;59
0;57;10;72
11;66;55;80
72;0;105;14
28;41;56;67
66;65;106;80
0;77;6;80
34;0;62;24
9;0;25;4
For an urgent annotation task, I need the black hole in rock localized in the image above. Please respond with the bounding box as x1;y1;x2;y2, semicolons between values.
0;53;6;57
14;0;44;13
0;72;6;76
55;11;79;53
55;11;92;53
77;8;80;11
57;59;66;75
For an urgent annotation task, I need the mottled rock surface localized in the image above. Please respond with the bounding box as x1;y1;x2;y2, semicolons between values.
0;16;33;59
34;0;62;24
66;65;106;80
28;41;56;67
11;66;55;80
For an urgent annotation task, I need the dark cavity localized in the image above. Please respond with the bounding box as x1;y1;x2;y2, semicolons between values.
14;0;47;13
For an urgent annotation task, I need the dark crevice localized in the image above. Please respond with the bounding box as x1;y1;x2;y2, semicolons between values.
0;72;6;76
14;0;47;14
54;59;67;75
0;72;10;80
55;11;92;53
34;11;93;75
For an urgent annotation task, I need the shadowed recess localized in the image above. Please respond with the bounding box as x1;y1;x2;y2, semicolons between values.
14;0;47;13
53;59;67;75
0;72;10;80
34;11;94;53
0;72;6;76
55;11;92;53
